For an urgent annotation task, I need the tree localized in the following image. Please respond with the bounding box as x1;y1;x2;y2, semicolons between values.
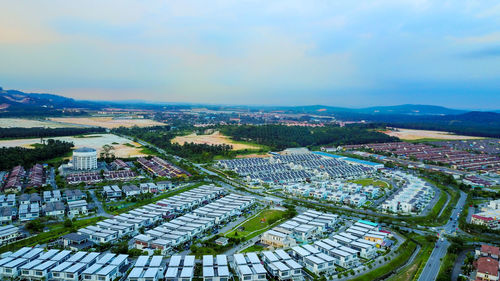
100;144;115;161
63;219;73;228
26;219;44;233
128;248;146;257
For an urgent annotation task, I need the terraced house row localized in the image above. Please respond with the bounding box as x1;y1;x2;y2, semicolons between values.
0;247;129;281
69;185;224;247
133;193;255;254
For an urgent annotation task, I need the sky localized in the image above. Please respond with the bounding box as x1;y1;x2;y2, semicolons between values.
1;0;500;109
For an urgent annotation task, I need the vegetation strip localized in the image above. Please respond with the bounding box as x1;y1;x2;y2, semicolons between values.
0;217;104;253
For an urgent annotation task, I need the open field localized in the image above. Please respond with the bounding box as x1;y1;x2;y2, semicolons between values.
382;128;483;141
0;133;148;158
240;244;265;253
0;118;82;128
50;117;167;129
349;178;391;189
172;131;263;151
225;209;286;239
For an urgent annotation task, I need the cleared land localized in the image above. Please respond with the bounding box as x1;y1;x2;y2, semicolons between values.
0;118;81;128
50;117;166;129
0;133;148;158
172;131;262;151
225;209;286;240
382;128;483;141
236;153;271;158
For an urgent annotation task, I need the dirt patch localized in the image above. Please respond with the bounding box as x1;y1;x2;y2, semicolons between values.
0;118;81;128
383;128;483;141
172;131;261;150
236;154;271;158
49;117;166;129
0;134;147;158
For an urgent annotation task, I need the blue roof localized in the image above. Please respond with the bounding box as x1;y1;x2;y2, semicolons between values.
313;151;382;167
358;220;378;227
312;151;344;158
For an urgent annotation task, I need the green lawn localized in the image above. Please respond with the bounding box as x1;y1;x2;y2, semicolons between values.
240;244;265;253
225;209;286;240
472;199;488;205
349;178;390;189
44;151;72;165
140;146;160;156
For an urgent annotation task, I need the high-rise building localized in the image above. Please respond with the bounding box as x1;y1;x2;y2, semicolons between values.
72;147;98;170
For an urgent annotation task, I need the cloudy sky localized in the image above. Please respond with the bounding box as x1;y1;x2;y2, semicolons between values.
1;0;500;109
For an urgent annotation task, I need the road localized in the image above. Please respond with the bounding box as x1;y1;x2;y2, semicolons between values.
89;190;113;218
417;190;467;281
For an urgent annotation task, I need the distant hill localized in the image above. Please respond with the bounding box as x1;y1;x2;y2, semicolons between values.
0;87;100;116
355;104;467;115
276;104;468;116
0;86;498;137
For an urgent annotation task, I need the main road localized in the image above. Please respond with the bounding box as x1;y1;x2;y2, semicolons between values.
417;190;467;281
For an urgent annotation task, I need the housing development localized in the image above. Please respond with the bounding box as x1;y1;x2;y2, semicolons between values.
3;0;500;279
0;127;497;281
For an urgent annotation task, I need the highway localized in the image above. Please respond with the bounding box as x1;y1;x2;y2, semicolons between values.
417;190;467;281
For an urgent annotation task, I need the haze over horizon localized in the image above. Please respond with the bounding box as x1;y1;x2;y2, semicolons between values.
1;1;500;109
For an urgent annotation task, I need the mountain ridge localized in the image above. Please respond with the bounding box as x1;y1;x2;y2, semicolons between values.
0;86;497;116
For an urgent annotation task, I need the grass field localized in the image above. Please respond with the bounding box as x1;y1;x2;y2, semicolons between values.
225;209;286;240
50;117;167;129
172;131;264;151
381;128;483;141
349;178;391;189
240;244;265;253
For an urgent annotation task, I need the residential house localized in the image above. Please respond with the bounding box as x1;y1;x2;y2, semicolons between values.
232;253;267;281
43;190;62;203
64;190;86;202
122;185;141;197
19;203;40;221
475;257;499;281
44;202;66;218
68;200;88;217
0;207;16;225
0;225;20;245
103;185;122;200
61;233;93;251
